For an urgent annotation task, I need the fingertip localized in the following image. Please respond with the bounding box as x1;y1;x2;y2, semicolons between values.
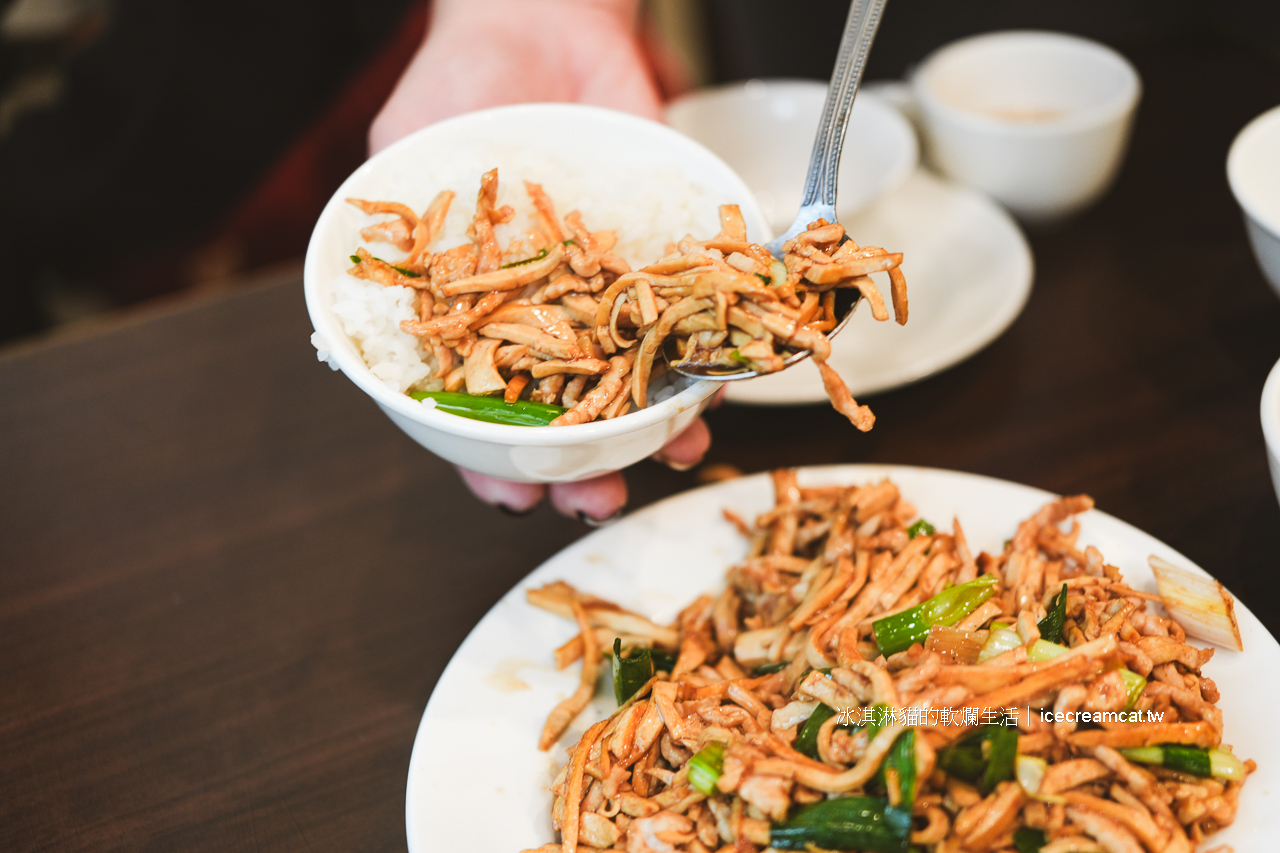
550;472;628;524
652;417;711;471
456;467;547;514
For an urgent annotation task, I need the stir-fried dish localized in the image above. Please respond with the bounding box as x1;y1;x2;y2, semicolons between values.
525;472;1250;853
345;170;907;428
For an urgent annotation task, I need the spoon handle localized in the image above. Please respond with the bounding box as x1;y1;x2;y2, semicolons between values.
773;0;888;247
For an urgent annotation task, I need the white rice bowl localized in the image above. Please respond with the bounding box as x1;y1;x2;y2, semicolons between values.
303;104;769;482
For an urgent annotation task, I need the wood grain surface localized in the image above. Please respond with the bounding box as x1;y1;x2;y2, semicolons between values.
2;32;1279;853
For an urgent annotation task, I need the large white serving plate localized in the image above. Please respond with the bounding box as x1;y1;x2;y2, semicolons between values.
405;466;1278;852
726;169;1034;404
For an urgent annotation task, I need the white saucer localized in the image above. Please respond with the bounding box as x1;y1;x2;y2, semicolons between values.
727;167;1033;404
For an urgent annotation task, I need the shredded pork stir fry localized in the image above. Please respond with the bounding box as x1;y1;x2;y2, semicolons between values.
346;170;906;428
525;472;1250;853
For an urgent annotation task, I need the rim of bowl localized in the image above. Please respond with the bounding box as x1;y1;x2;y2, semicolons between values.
1227;104;1280;241
303;102;756;447
912;30;1142;136
1262;356;1280;461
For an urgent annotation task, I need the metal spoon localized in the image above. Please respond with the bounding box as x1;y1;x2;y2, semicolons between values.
668;0;889;381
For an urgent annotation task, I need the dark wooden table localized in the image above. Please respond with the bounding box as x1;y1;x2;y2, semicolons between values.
3;30;1279;853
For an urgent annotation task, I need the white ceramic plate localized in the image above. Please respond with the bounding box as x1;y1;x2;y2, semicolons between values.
405;465;1278;851
726;169;1034;404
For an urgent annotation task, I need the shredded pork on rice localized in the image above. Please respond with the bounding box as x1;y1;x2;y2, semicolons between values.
344;170;906;427
525;472;1251;853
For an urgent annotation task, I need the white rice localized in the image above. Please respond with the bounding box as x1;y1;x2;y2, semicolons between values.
323;153;715;406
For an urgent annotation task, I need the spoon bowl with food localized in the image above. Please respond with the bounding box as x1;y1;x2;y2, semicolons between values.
664;0;908;406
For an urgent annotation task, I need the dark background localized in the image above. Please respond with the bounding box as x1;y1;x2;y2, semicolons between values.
3;0;1279;342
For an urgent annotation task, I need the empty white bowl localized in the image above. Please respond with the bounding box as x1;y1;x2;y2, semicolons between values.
912;31;1140;222
303;103;769;483
1228;104;1280;297
665;80;918;235
1263;357;1280;509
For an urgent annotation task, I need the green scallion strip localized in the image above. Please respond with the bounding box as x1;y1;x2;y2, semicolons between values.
348;253;422;277
1116;668;1147;711
1013;825;1047;853
1120;745;1246;780
794;702;839;759
1037;583;1068;643
1026;638;1069;663
881;729;917;838
753;660;789;675
938;725;1020;793
982;725;1019;793
612;638;654;705
408;391;565;427
650;649;677;673
906;519;935;539
501;247;550;269
687;741;726;796
770;796;907;853
872;575;999;657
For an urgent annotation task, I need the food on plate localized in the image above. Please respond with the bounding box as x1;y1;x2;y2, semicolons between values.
340;170;907;428
525;471;1250;853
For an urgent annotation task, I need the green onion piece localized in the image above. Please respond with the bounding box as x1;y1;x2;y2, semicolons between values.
1037;583;1068;643
408;391;565;427
937;729;988;783
650;649;677;673
864;703;894;739
1121;744;1213;777
350;252;422;277
379;258;421;277
1015;754;1050;799
753;660;788;675
770;796;907;853
611;638;654;705
768;259;787;288
1116;669;1147;711
728;350;751;365
794;703;839;759
982;725;1019;793
906;519;935;539
977;627;1024;663
1013;826;1047;853
872;576;999;657
1120;746;1164;765
1210;748;1248;781
755;272;771;286
687;741;726;796
938;726;1019;793
1027;639;1069;663
562;239;575;246
881;729;917;838
501;247;550;269
1160;744;1212;777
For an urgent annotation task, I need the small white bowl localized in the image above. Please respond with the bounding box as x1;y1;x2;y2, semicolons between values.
665;80;918;235
1263;357;1280;508
1228;104;1280;297
304;104;769;483
912;31;1140;222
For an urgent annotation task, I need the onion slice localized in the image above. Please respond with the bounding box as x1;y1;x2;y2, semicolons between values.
1149;556;1243;652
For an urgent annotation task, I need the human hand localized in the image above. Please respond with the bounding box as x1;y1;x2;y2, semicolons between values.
457;415;713;524
370;0;710;522
369;0;662;154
